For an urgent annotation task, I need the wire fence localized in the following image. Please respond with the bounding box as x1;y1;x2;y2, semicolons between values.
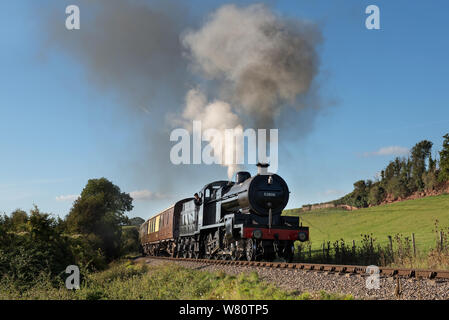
295;221;449;269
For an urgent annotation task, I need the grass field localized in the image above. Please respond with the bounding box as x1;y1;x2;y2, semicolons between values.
284;194;449;253
0;260;353;300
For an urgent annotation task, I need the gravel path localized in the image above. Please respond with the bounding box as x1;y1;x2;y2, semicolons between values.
138;257;449;300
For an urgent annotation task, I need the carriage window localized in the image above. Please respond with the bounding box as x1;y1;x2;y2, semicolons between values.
205;188;210;198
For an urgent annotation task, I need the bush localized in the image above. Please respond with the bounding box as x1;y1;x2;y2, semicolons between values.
120;226;140;256
0;207;106;292
423;170;438;191
65;178;133;261
368;184;385;205
386;176;409;199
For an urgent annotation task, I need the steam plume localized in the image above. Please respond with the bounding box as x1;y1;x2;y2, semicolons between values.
43;1;323;182
182;4;321;128
178;4;322;176
177;88;244;178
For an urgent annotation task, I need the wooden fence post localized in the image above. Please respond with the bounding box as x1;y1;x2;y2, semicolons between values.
440;231;444;251
412;233;416;257
309;245;312;262
388;235;393;253
352;240;356;262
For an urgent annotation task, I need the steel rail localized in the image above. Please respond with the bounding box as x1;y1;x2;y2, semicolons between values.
144;256;449;280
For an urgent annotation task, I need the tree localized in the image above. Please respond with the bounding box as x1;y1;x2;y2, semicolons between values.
66;178;133;260
121;226;140;255
410;140;433;191
428;154;437;172
386;176;408;199
0;214;12;248
439;134;449;182
368;183;385;206
352;180;369;208
383;161;396;181
380;157;411;199
423;152;439;191
10;209;28;231
128;217;145;226
423;171;438;191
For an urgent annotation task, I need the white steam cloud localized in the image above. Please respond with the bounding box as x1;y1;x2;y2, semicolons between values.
177;4;321;177
56;194;79;202
177;88;244;178
130;189;169;201
363;146;410;157
45;2;323;181
182;4;321;128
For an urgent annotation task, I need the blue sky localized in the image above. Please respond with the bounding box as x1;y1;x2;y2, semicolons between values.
1;1;448;220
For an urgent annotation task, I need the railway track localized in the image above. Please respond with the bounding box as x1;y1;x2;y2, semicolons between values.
145;256;449;280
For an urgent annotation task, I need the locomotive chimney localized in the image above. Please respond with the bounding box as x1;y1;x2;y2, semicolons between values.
257;162;269;175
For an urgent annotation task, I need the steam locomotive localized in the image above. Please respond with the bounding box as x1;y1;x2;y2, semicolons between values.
139;163;309;261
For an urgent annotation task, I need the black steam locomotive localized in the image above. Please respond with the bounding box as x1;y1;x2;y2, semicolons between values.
139;163;309;261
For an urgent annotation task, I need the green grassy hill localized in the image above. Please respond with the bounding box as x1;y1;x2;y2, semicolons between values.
284;194;449;252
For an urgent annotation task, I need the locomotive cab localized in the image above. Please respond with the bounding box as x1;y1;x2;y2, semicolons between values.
199;180;229;226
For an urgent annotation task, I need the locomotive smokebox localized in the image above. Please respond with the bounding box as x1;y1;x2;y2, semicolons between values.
221;164;289;216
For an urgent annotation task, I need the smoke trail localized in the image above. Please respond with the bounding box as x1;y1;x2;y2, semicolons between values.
41;0;194;192
43;1;323;182
178;4;322;176
44;0;191;109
